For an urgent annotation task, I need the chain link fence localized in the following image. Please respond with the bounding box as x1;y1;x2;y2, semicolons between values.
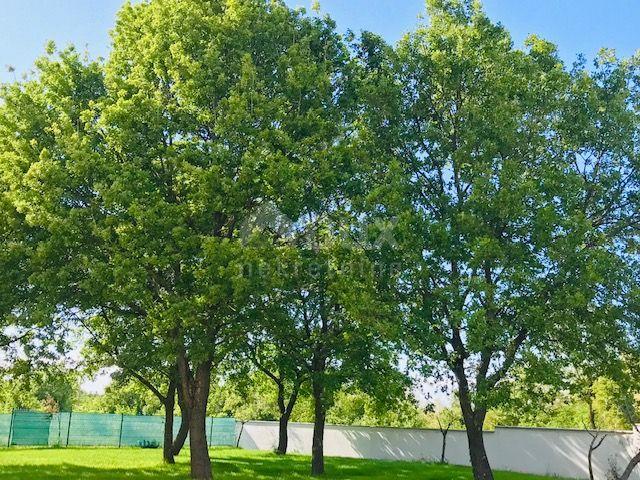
0;410;236;448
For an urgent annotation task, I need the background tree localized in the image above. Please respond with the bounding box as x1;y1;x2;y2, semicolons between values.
258;231;406;476
0;361;78;413
424;402;463;464
81;313;190;464
242;330;309;455
75;377;163;415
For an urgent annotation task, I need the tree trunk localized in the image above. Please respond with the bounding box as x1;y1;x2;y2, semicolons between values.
277;411;291;455
275;381;300;456
588;439;596;480
311;379;326;476
456;375;493;480
440;429;449;464
179;353;213;480
616;450;640;480
172;380;190;456
463;412;493;480
163;378;177;464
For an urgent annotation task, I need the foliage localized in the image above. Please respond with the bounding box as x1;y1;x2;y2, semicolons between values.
0;362;78;413
76;377;164;416
208;371;427;428
356;1;640;477
1;1;640;478
487;376;637;431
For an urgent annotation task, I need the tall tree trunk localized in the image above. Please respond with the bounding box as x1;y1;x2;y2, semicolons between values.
464;418;493;480
172;380;190;456
179;352;213;480
163;378;177;464
455;367;494;480
311;378;326;476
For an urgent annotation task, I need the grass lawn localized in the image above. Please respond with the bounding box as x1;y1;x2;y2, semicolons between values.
0;447;566;479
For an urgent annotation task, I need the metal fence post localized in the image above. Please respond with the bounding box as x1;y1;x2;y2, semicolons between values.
65;411;72;447
118;414;124;448
7;410;14;447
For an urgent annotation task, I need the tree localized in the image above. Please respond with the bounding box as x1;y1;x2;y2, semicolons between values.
97;2;359;477
243;333;308;455
3;1;360;478
0;361;78;413
257;233;406;476
76;377;163;415
208;371;285;422
425;403;463;464
81;313;190;464
356;2;640;479
0;43;192;464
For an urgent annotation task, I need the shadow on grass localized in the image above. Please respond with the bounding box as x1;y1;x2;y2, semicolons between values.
0;448;558;480
0;466;188;480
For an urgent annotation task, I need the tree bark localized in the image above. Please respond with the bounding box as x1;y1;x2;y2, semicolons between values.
163;378;177;464
464;416;493;480
276;381;300;455
616;450;640;480
277;411;291;455
172;381;190;456
311;378;326;476
455;367;494;480
179;353;213;480
440;428;449;464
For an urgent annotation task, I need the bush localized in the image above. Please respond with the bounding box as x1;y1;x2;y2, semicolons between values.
137;439;160;449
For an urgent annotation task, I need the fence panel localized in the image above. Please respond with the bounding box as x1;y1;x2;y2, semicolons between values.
67;413;122;446
210;417;237;446
0;414;12;447
0;411;237;448
10;411;51;446
120;415;164;447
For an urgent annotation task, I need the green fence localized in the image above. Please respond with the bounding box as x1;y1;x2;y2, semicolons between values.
0;411;237;448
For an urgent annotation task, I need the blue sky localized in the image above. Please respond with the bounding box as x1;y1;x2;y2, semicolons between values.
1;1;638;84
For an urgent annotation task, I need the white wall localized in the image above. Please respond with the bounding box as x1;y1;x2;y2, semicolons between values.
236;421;639;479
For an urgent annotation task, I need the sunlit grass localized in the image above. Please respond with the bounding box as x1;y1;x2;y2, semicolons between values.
0;446;567;479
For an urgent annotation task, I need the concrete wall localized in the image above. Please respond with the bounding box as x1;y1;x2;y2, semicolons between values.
236;420;640;479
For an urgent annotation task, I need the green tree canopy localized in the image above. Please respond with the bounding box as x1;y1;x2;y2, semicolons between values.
356;1;640;479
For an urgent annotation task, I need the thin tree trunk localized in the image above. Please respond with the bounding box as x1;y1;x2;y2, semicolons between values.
126;367;181;464
586;399;607;480
179;352;213;480
276;381;300;455
588;438;596;480
172;380;190;456
311;378;326;476
163;378;177;464
616;451;640;480
440;429;449;464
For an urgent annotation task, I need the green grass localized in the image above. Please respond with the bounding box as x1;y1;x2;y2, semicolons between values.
0;447;565;479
